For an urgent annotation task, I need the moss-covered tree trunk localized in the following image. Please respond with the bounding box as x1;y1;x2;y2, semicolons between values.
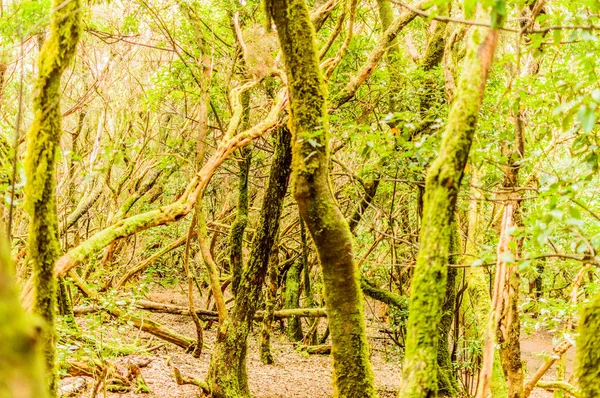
285;258;304;341
24;1;82;395
260;242;280;364
398;8;503;397
0;232;48;398
229;145;251;296
437;229;459;397
207;126;292;397
229;88;252;296
576;291;600;397
266;1;376;396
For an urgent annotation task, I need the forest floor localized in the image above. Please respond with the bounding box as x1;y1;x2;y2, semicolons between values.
59;287;574;398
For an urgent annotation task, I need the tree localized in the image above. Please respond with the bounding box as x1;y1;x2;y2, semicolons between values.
398;3;505;396
0;230;47;398
266;0;376;396
207;126;293;397
23;0;82;394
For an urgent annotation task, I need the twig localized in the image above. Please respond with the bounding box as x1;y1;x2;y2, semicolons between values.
392;0;600;35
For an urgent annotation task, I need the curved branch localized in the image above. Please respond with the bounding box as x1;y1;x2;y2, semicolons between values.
20;90;287;311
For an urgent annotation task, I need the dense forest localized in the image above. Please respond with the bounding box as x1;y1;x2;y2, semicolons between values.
1;0;600;397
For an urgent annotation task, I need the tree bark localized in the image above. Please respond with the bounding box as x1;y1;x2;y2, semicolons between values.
207;126;292;397
24;0;82;394
285;258;304;341
266;0;376;395
398;8;502;396
576;291;600;397
0;232;48;398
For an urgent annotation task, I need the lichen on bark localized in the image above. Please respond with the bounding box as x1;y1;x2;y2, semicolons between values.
23;0;82;395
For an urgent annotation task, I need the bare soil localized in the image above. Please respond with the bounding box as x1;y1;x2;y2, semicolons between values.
59;287;574;397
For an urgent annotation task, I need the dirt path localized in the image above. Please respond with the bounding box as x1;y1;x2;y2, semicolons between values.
61;316;401;397
60;288;574;397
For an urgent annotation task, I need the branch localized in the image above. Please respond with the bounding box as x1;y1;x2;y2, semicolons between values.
20;90;287;311
523;341;573;397
392;1;600;35
331;1;423;108
536;381;581;397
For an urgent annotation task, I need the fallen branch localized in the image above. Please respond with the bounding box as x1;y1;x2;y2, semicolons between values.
69;271;196;350
172;366;209;393
59;377;87;397
20;90;287;310
536;381;581;397
299;344;331;355
523;340;573;397
73;300;328;320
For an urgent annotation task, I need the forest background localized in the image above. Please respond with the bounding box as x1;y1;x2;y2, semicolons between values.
1;0;600;397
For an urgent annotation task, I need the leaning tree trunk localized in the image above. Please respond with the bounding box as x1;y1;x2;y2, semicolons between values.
576;291;600;398
398;6;504;397
207;126;292;398
0;232;48;398
266;0;376;396
24;0;82;395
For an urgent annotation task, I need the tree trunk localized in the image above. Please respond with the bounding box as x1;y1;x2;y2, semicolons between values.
398;8;503;396
576;291;600;397
207;126;292;397
437;228;459;397
260;242;280;364
285;258;304;341
266;1;376;395
0;232;48;398
24;1;82;394
464;170;508;396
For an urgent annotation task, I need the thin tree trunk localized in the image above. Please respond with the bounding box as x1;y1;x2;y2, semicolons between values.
476;204;514;398
398;8;503;396
437;228;459;397
24;1;82;394
464;170;508;396
260;242;280;364
207;126;292;397
229;144;251;296
285;258;304;341
266;1;376;395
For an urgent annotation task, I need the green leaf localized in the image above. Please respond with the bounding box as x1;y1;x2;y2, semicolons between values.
578;105;597;133
500;252;515;263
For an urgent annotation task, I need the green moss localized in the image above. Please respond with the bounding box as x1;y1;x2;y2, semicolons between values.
437;228;459;397
0;233;48;398
266;0;376;395
285;259;304;341
208;127;292;397
23;0;82;395
229;146;251;296
576;292;600;397
398;23;499;397
260;244;280;364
